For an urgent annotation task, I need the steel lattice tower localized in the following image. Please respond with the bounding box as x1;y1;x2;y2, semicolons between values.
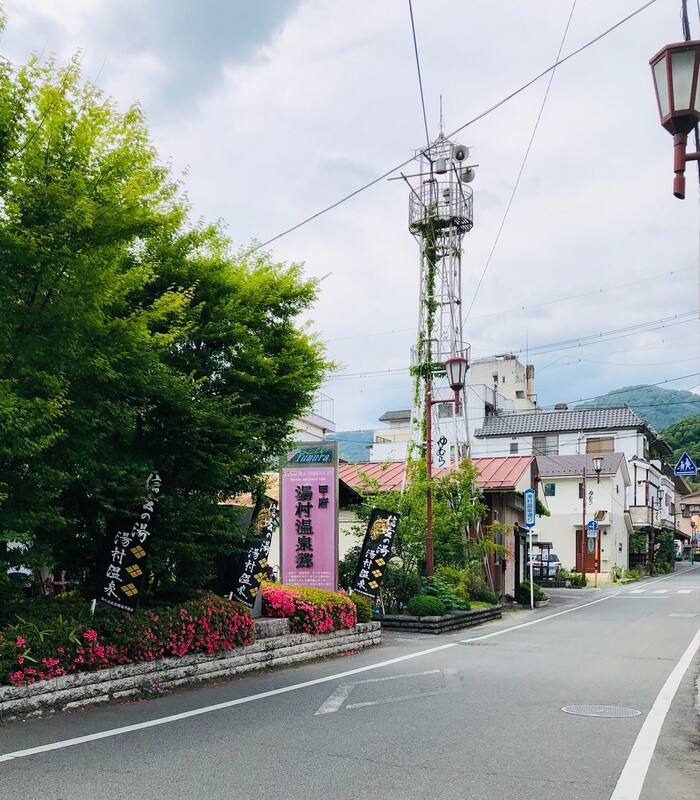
408;132;474;471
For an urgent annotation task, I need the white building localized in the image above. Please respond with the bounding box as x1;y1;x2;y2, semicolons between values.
472;405;682;568
293;392;335;442
534;453;631;579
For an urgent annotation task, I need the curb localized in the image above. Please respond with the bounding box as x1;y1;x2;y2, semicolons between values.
0;622;381;722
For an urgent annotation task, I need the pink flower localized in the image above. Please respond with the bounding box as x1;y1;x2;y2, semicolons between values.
83;629;98;642
15;636;25;648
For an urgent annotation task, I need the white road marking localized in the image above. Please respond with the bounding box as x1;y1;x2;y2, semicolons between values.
313;684;355;715
345;690;445;711
628;589;645;594
1;566;697;763
314;669;441;714
652;589;668;594
609;627;700;800
677;589;693;594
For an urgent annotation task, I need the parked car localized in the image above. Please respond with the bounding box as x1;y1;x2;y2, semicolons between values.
527;553;562;577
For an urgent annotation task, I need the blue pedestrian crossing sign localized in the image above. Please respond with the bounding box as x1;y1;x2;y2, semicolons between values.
674;452;698;476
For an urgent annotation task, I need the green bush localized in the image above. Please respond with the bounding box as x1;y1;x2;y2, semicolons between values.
426;576;470;611
338;545;362;592
570;572;586;588
351;594;374;623
516;581;549;605
624;569;641;581
406;595;446;617
472;589;498;606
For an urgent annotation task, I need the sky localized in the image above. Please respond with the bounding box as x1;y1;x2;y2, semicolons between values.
1;0;699;432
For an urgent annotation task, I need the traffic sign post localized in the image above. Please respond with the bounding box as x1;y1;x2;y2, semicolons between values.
674;452;698;477
524;489;536;609
586;519;598;538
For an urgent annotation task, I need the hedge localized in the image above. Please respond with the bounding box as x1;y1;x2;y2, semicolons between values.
261;584;357;634
0;593;254;687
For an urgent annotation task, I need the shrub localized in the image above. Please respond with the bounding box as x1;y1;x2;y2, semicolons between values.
406;595;446;617
472;589;498;606
516;581;549;605
261;584;357;634
426;576;470;611
0;593;255;686
351;594;374;623
570;572;587;588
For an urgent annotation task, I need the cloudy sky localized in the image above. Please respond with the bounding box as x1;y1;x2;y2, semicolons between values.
2;0;699;431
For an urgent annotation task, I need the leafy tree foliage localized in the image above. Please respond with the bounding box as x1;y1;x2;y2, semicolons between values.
0;33;327;597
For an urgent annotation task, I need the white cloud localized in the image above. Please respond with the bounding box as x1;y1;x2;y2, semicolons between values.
1;0;698;430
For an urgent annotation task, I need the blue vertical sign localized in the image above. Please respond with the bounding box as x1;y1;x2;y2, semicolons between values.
524;488;536;528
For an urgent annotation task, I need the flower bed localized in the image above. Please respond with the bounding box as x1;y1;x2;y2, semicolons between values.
0;593;255;687
261;584;357;634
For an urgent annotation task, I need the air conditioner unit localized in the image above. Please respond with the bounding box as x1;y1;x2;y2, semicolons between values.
594;509;609;524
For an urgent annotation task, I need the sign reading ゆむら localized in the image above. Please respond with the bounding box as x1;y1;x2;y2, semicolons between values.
280;442;338;591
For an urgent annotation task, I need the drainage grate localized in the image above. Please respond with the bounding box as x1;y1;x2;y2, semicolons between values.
562;705;641;718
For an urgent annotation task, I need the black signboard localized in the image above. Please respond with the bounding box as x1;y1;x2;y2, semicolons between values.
351;508;399;599
98;472;162;613
232;498;279;608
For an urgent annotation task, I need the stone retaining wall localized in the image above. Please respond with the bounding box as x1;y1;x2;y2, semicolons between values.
0;622;380;722
379;606;501;634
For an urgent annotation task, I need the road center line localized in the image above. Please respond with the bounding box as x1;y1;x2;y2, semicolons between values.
609;626;700;800
1;566;697;763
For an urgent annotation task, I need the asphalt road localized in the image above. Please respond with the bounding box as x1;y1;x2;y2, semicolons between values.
1;565;699;800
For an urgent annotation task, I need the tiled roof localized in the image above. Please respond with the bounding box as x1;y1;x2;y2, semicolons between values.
475;406;651;437
339;456;534;493
378;410;412;423
536;453;625;477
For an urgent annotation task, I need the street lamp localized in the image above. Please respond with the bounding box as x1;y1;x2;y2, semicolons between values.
425;355;468;577
650;40;700;198
580;455;604;585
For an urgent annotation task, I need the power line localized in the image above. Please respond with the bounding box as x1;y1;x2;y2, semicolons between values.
248;0;659;255
325;266;694;343
464;0;578;321
407;0;431;156
325;312;697;381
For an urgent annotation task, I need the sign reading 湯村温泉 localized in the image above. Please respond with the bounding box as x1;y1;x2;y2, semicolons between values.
352;508;400;599
98;472;162;613
231;497;279;609
674;451;698;476
280;442;338;590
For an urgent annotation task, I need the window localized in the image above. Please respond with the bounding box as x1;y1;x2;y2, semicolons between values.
533;434;558;456
586;436;614;454
494;529;504;565
516;390;525;399
437;403;452;418
616;484;619;494
544;483;555;497
578;482;583;499
510;442;519;454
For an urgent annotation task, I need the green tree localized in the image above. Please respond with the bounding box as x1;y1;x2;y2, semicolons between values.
0;30;328;597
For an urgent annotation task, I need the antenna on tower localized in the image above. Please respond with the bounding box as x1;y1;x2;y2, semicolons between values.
439;95;444;135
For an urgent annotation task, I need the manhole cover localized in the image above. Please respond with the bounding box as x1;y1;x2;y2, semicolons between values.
562;705;641;718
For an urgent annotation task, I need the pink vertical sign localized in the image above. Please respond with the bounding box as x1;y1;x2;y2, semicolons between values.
280;443;338;590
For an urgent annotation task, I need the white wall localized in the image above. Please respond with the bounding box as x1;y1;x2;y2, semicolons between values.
536;470;629;577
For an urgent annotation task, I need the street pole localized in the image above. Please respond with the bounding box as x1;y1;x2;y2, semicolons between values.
581;467;587;585
425;378;434;577
650;494;655;571
529;529;534;609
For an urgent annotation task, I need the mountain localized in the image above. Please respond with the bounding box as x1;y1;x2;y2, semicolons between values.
576;385;700;432
659;414;700;470
325;430;374;462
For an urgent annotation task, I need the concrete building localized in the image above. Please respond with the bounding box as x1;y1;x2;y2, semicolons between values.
534;454;631;580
